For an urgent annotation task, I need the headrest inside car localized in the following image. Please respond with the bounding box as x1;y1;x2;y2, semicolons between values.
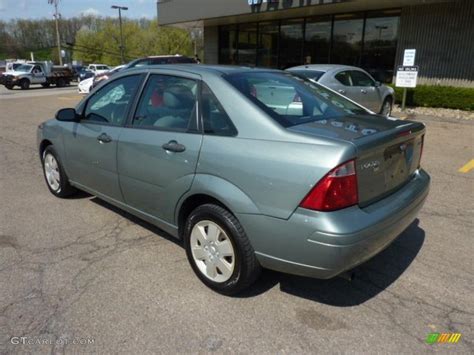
163;85;194;109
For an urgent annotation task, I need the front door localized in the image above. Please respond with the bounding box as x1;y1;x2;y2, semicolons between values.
348;70;381;112
31;65;46;84
63;74;143;201
117;73;202;224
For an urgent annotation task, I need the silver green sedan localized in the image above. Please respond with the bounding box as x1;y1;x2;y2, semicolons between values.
37;65;430;295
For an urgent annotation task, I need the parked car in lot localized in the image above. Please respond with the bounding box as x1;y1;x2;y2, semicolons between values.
0;61;73;90
37;65;429;294
125;55;197;68
78;65;126;95
94;55;197;88
91;64;127;89
77;76;94;94
87;64;111;75
80;56;196;94
287;65;395;116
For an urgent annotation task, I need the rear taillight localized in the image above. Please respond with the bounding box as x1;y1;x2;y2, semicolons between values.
300;160;358;212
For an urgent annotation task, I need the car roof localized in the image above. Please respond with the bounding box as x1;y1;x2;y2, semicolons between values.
145;55;189;58
123;64;282;76
288;64;363;73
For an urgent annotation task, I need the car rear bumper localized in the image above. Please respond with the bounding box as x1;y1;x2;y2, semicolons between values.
237;169;430;279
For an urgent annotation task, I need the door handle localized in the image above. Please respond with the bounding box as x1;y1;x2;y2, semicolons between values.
361;89;367;94
338;89;346;94
162;140;186;153
97;133;112;144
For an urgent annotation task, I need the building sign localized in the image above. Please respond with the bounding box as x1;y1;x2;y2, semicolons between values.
248;0;279;5
403;49;416;66
396;66;419;88
248;0;340;7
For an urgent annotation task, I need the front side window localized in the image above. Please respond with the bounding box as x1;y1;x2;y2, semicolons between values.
350;70;375;87
84;75;141;125
133;74;197;131
224;71;367;127
201;84;237;136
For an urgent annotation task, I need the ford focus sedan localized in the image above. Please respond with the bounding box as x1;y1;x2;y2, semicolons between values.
37;65;430;295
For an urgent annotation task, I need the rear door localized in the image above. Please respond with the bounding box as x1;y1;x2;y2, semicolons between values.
117;73;202;223
63;74;143;201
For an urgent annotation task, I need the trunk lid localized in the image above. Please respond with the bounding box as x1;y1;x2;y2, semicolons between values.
288;115;425;206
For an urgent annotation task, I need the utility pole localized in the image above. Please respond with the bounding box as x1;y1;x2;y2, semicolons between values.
49;0;63;65
111;5;128;64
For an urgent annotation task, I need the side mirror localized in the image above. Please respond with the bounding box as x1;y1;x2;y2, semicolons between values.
374;81;381;87
56;108;78;122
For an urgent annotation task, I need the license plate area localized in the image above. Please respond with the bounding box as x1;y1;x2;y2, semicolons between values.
383;139;416;188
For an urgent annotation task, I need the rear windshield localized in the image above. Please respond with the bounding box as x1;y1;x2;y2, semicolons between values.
289;69;324;82
224;71;368;127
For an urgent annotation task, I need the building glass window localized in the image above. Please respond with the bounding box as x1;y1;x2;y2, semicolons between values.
362;12;400;83
279;19;304;69
237;23;258;66
258;22;279;68
331;14;364;66
217;10;400;83
304;17;332;64
219;25;238;65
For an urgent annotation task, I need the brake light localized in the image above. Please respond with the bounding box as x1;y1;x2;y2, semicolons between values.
300;160;358;211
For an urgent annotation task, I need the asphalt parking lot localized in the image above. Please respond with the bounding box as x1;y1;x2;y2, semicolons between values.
0;86;473;354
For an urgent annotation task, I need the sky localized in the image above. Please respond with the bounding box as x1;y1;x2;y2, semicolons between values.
0;0;158;20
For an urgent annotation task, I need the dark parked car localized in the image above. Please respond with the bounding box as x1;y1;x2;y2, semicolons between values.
38;65;429;295
76;67;95;82
90;55;197;91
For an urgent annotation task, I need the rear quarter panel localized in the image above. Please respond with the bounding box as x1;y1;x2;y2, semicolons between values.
195;135;354;219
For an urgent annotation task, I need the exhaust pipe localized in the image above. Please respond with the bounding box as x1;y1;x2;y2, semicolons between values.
338;271;355;281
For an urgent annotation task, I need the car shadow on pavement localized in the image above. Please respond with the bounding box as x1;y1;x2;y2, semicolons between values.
89;197;424;305
241;219;425;305
90;197;183;247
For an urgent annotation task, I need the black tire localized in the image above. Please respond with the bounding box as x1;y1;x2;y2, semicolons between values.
184;204;261;295
380;96;393;116
41;82;50;88
20;79;30;90
5;84;13;90
56;78;65;87
41;146;77;198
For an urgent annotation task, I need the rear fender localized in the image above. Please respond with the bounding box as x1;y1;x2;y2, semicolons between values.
175;174;261;225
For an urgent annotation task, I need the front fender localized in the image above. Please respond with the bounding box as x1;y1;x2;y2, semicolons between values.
38;120;68;170
175;173;262;224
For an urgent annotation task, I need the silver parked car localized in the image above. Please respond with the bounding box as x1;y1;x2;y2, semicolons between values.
37;65;429;295
287;65;395;116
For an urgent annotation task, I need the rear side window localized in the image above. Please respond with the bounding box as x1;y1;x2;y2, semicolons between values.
133;74;198;132
201;83;237;136
335;71;352;86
